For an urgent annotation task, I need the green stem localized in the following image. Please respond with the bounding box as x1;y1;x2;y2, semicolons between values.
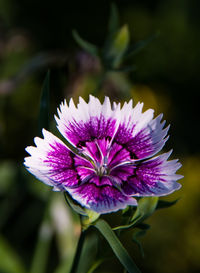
69;230;86;273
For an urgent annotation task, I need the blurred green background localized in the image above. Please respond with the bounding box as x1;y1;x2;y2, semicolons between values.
0;0;200;272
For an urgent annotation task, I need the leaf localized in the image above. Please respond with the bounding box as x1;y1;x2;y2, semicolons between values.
75;234;99;273
131;196;159;222
111;64;137;73
103;2;120;61
93;219;141;273
113;197;158;231
38;70;50;136
124;31;160;59
64;192;88;216
72;30;99;56
156;199;179;210
87;258;106;273
132;230;147;258
108;3;119;36
112;215;141;231
109;25;130;68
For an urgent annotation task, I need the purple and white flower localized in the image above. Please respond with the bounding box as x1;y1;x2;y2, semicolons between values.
24;96;183;214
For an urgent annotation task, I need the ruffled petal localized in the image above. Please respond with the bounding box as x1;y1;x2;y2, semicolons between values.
55;95;121;146
114;102;168;159
67;183;137;214
121;151;183;196
24;129;79;190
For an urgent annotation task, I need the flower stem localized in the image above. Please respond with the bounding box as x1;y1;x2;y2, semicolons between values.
69;229;86;273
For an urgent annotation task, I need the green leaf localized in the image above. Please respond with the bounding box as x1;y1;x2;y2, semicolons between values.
103;3;120;61
156;199;179;210
64;192;88;216
72;30;99;56
87;258;106;273
131;197;159;222
93;219;141;273
132;230;147;258
111;64;137;73
125;31;160;59
38;70;50;136
108;3;119;36
112;215;141;231
108;25;130;68
113;197;158;231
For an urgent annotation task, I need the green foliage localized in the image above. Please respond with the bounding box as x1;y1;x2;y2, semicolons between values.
124;31;160;59
73;3;157;75
107;3;120;36
107;25;130;68
64;192;88;216
156;199;179;210
113;197;158;231
93;219;141;273
72;31;99;57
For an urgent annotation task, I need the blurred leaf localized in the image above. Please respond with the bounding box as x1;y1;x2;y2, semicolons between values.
108;25;130;68
0;161;16;194
72;30;99;56
76;234;99;273
112;64;137;73
132;229;147;258
108;2;120;36
156;199;179;210
87;258;106;273
93;219;141;273
132;223;151;258
102;3;120;68
64;192;88;216
0;235;26;273
38;70;50;135
124;32;160;59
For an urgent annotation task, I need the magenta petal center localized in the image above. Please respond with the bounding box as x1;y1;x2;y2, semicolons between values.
74;138;134;186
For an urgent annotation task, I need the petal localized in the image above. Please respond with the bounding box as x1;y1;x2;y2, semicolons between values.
55;95;121;146
110;165;134;182
114;101;169;159
126;115;169;159
121;151;183;197
108;142;131;168
24;129;79;190
67;184;137;214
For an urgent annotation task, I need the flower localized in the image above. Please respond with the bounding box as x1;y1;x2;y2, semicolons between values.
24;96;183;214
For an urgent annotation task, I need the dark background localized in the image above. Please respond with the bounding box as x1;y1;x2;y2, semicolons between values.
0;0;200;272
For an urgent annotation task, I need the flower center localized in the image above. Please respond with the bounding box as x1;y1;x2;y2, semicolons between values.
95;161;109;176
80;138;132;180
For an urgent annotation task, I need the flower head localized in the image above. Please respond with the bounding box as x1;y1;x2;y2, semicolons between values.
24;96;183;214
